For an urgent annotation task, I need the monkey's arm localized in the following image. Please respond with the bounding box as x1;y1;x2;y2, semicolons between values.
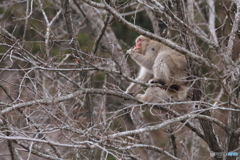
126;67;153;96
127;48;154;71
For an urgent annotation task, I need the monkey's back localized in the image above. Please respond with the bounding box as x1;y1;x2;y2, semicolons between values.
153;48;188;86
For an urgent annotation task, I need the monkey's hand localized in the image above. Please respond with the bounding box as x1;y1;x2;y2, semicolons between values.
126;48;135;55
126;48;141;60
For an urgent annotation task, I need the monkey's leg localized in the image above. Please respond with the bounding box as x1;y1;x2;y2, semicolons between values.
136;93;152;102
136;87;174;103
135;87;156;103
135;94;145;101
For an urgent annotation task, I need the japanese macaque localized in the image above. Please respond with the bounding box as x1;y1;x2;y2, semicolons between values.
126;35;189;103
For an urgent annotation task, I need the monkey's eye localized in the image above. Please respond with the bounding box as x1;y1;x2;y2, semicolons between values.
137;39;142;43
151;48;155;51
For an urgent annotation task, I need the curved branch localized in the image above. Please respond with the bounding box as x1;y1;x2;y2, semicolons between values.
0;88;135;115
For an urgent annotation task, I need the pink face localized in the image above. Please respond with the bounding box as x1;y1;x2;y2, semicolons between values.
134;38;142;50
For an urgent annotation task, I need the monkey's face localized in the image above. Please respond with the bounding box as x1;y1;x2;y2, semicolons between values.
134;36;150;55
134;38;142;52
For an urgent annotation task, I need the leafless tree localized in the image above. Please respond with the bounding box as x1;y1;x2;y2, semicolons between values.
0;0;239;160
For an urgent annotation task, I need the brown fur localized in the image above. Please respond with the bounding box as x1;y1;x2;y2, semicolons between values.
126;35;189;103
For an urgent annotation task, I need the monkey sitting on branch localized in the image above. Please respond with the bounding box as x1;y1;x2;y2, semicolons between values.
125;35;189;103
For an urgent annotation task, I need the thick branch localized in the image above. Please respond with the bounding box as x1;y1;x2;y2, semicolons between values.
0;88;134;115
